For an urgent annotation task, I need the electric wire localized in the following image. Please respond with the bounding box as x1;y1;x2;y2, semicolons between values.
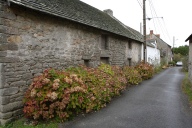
137;0;150;23
137;0;143;9
162;18;172;44
148;0;172;44
148;0;157;33
148;0;166;39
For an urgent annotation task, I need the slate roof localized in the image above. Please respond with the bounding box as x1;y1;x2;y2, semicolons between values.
146;34;171;47
9;0;143;43
105;13;144;42
185;34;192;42
146;42;155;48
126;26;143;42
146;39;156;48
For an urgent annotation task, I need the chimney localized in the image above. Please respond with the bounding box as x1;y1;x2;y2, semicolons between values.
150;30;153;35
103;9;113;16
156;34;160;38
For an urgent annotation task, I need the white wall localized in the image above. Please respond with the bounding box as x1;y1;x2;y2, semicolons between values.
141;43;144;61
147;46;160;66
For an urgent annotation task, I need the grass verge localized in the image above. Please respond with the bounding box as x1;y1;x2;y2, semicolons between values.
182;72;192;107
0;118;58;128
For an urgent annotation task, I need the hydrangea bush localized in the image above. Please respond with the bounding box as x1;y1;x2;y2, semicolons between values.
135;61;154;80
23;64;127;121
123;66;142;85
23;63;154;122
23;69;87;121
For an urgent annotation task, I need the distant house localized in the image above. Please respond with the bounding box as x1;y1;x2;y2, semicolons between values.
185;34;192;82
146;39;160;65
0;0;143;124
147;30;172;64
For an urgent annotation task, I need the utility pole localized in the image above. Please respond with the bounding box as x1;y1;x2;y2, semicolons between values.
173;36;175;48
173;36;175;54
140;22;142;34
143;0;147;62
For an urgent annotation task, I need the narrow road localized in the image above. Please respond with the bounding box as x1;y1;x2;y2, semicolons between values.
59;67;192;128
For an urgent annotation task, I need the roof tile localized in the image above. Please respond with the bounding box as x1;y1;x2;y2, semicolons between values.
9;0;143;42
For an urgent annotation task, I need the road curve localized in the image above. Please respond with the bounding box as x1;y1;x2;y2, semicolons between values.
59;67;192;128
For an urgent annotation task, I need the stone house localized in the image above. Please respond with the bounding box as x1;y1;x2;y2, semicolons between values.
147;30;172;64
0;0;143;124
185;34;192;82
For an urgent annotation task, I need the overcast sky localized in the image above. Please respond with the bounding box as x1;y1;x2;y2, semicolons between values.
80;0;192;47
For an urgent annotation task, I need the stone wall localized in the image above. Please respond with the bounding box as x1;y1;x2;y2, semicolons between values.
189;39;192;83
0;2;142;124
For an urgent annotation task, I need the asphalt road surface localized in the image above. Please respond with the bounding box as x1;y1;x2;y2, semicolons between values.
59;67;192;128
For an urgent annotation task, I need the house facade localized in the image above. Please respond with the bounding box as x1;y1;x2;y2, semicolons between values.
146;39;160;66
147;30;172;65
185;34;192;83
0;0;143;124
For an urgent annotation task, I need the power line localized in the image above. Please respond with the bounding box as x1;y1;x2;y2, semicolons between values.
162;18;172;43
148;0;166;39
148;0;157;33
137;0;171;44
137;0;143;9
137;0;150;18
148;1;162;34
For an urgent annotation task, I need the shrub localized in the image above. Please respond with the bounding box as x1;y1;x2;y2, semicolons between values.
135;61;154;80
168;61;176;66
182;73;192;107
23;63;156;123
182;56;188;72
23;68;87;121
23;64;127;122
154;65;162;74
123;66;142;85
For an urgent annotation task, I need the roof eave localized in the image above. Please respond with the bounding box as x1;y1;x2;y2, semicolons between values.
185;34;192;42
9;0;144;43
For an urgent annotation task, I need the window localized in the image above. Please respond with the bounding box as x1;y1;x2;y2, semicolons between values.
128;58;132;66
84;60;90;67
128;40;132;49
100;57;109;64
101;35;109;50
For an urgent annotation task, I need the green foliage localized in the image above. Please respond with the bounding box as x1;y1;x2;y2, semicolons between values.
160;58;167;66
182;56;188;72
1;117;58;128
123;66;142;85
173;53;182;62
154;65;162;74
182;73;192;107
135;61;154;80
172;45;189;56
168;61;176;66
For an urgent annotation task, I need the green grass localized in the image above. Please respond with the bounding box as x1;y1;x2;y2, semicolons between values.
1;118;58;128
182;73;192;106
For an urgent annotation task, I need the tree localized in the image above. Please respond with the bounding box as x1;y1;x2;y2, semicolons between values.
173;53;182;62
172;45;189;56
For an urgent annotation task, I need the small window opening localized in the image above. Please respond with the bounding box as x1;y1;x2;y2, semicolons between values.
84;60;90;67
128;40;132;49
101;35;109;50
128;58;132;66
100;57;109;64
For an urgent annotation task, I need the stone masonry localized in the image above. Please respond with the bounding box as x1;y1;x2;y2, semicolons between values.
0;1;142;125
189;38;192;83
